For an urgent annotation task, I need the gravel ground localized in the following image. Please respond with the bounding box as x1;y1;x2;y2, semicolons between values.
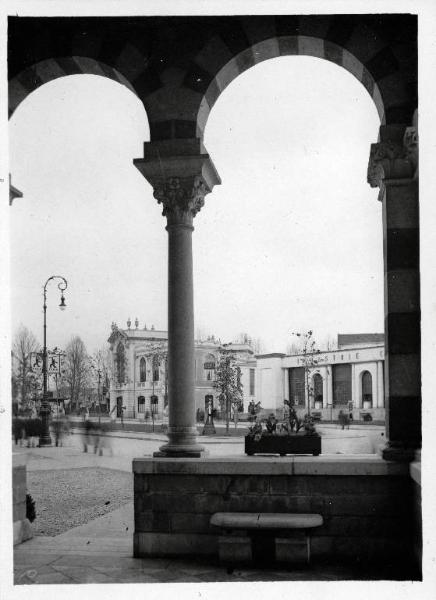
27;467;133;536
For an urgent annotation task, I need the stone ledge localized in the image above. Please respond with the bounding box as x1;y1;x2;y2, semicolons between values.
132;454;409;476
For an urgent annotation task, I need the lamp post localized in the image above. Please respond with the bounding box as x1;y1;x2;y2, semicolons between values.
39;276;67;447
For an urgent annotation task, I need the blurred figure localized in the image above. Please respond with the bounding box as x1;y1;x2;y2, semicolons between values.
99;423;113;456
82;416;92;452
52;417;63;447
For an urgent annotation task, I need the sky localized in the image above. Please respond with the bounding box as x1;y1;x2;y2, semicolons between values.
9;54;383;355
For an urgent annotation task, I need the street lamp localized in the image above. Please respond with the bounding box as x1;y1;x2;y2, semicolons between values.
39;276;68;447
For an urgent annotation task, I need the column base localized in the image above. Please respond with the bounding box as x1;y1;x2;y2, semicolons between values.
154;425;206;458
154;443;208;458
381;441;419;462
153;449;206;458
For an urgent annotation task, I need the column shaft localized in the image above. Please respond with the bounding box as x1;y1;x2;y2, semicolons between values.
156;221;204;457
377;361;384;409
382;179;421;457
322;368;328;408
283;369;289;403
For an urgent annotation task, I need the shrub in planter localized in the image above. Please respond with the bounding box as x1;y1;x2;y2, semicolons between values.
245;413;321;456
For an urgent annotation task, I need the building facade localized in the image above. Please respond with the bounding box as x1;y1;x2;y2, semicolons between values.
256;334;385;421
108;321;257;419
109;323;384;422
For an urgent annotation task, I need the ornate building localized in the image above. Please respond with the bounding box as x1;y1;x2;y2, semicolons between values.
108;320;257;419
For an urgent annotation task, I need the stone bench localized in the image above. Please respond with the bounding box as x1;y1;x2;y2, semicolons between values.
210;512;323;567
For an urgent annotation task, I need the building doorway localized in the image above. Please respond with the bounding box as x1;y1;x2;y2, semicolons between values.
362;371;373;409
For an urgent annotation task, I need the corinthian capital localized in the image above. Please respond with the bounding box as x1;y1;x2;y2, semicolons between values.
367;125;417;195
134;139;221;226
153;175;210;225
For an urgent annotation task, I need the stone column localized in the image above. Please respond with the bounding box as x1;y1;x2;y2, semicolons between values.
322;367;328;408
368;123;420;461
351;363;357;409
377;361;384;409
134;139;220;457
327;367;333;407
283;368;289;402
355;372;361;410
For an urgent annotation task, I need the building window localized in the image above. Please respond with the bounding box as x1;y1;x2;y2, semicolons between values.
333;364;351;406
137;396;145;413
362;371;373;408
289;367;305;407
150;395;158;414
152;355;160;382
204;354;216;381
116;343;125;384
249;368;255;396
139;357;146;382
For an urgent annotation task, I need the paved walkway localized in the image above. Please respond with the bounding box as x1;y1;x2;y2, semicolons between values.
14;502;380;584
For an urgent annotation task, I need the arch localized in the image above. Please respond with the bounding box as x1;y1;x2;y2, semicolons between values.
9;57;140;118
361;370;373;409
139;357;147;382
197;35;388;138
8;16;416;139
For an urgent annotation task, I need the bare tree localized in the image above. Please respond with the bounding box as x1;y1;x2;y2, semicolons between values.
63;336;90;412
289;330;327;414
11;325;40;408
91;346;112;402
235;332;265;354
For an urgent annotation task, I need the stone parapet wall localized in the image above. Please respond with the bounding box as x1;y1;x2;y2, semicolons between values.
133;457;416;568
12;456;33;545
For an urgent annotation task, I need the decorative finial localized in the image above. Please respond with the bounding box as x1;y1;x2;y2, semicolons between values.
135;317;139;329
151;324;155;331
127;317;131;329
143;323;147;330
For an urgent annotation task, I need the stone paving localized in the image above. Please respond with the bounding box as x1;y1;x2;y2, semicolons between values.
14;503;377;584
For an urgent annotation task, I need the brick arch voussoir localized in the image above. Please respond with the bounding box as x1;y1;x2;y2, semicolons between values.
196;34;415;137
8;56;140;119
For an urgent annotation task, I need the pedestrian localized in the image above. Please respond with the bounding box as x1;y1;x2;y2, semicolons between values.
338;410;345;430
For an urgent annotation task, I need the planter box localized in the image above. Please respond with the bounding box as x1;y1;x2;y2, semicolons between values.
245;434;321;456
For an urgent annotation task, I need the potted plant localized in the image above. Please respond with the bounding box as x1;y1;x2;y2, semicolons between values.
245;411;321;456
